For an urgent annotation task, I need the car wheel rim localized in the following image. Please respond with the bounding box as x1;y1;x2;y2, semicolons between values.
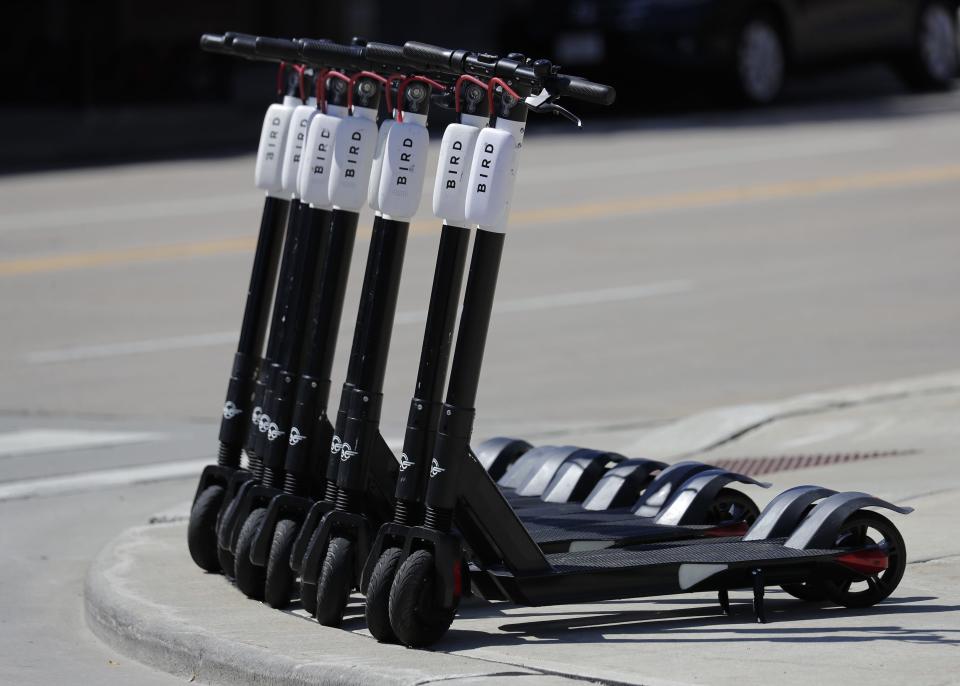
920;5;958;81
738;21;784;103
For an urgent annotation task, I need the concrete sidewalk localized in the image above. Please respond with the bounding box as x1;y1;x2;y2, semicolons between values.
85;375;960;685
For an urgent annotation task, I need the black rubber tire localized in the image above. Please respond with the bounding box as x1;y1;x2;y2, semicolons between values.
780;581;828;602
187;485;224;572
708;488;761;526
822;511;907;609
389;549;458;648
897;1;958;91
264;518;299;609
365;547;403;643
234;508;267;600
315;536;354;627
217;545;236;581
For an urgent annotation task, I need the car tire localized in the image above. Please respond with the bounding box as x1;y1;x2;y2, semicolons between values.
898;1;958;90
732;12;787;105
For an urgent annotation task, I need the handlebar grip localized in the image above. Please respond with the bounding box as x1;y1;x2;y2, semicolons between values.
363;41;407;67
549;75;616;106
199;33;232;55
298;38;365;69
402;41;456;70
255;36;300;62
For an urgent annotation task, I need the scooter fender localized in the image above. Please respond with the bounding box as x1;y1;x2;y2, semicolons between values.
360;521;414;592
299;510;373;585
433;122;482;223
515;446;591;497
297;105;346;207
653;468;771;527
540;449;626;504
192;464;241;504
473;437;533;481
498;445;566;490
743;485;838;541
289;499;334;572
632;461;716;517
376;116;430;220
785;491;913;550
255;96;300;197
581;458;668;511
226;483;280;551
328;106;378;211
249;493;314;567
280;100;318;197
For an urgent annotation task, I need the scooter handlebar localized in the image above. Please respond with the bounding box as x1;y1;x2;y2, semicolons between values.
199;33;233;55
363;41;412;68
402;41;616;106
298;38;367;70
254;36;301;62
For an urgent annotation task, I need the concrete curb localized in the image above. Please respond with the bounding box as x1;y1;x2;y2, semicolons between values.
84;523;599;686
627;369;960;458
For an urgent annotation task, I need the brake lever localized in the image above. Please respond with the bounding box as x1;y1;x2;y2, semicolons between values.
527;100;582;127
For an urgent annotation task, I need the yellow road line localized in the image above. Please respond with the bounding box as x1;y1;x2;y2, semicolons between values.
3;163;959;278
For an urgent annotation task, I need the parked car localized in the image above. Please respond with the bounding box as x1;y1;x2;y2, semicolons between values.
509;0;960;104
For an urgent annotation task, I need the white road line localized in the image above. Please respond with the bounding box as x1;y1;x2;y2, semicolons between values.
0;192;262;233
0;435;404;501
0;429;163;458
519;133;891;185
0;459;207;501
26;280;694;364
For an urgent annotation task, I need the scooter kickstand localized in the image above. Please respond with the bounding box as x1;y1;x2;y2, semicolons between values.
718;589;731;616
751;569;766;623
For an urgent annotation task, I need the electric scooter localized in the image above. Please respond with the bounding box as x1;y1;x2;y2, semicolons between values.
188;34;302;573
374;41;912;648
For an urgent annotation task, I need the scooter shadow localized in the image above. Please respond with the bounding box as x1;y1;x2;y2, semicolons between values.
434;593;960;651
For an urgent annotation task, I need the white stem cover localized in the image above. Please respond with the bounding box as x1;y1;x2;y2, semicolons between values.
368;119;395;213
254;96;300;197
328;110;379;211
464;118;525;232
376;115;430;221
432;123;482;224
297;112;341;208
280;102;318;198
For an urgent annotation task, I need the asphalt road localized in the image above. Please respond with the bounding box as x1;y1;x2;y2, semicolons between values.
1;79;959;682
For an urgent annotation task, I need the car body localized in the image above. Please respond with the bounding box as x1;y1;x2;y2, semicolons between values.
509;0;959;102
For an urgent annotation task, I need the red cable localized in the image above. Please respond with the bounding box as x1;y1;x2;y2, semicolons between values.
395;75;445;123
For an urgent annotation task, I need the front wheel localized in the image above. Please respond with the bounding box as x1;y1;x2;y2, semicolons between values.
732;13;787;105
188;485;224;572
264;519;299;609
389;549;458;648
898;1;958;90
822;511;907;609
365;547;403;643
315;536;354;627
234;508;267;600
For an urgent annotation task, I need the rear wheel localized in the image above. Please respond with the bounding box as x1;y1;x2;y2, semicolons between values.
264;519;299;608
187;485;224;572
708;488;760;526
899;1;958;90
389;549;458;648
822;511;906;608
234;508;267;600
365;547;403;643
733;12;786;105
